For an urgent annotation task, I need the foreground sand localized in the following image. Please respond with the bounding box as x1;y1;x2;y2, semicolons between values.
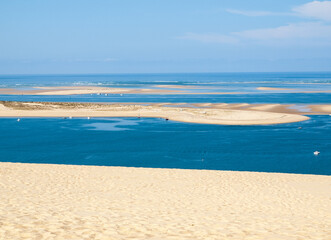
0;101;309;125
0;162;330;239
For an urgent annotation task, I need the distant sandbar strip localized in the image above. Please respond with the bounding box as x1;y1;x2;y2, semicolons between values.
1;85;331;95
0;86;242;95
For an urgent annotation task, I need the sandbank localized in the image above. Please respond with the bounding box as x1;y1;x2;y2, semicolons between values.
189;103;331;115
153;84;213;89
257;87;331;93
0;86;240;95
309;104;331;114
1;85;331;95
0;101;309;125
257;87;292;91
0;162;330;239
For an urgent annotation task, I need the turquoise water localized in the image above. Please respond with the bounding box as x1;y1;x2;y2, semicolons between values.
0;73;330;175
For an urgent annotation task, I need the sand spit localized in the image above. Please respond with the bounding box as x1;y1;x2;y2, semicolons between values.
309;105;331;114
257;87;331;93
0;162;330;239
0;101;309;125
0;86;239;95
1;85;331;95
187;103;331;115
154;84;203;89
257;87;292;91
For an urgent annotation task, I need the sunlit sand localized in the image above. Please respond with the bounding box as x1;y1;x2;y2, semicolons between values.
0;101;309;125
0;162;330;239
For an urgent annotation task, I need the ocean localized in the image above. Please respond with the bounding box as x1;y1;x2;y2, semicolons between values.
0;72;330;175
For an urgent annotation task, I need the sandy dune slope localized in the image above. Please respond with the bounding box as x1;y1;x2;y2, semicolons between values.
0;162;330;240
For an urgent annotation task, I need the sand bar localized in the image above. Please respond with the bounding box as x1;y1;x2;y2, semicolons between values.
257;87;292;91
1;85;331;95
0;101;309;125
257;87;331;93
0;162;330;239
0;86;240;95
309;104;331;114
189;103;331;115
153;84;214;89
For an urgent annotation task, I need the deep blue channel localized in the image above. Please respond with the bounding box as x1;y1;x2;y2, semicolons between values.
0;116;330;175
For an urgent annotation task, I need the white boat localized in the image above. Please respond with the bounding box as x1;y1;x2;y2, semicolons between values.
314;151;320;156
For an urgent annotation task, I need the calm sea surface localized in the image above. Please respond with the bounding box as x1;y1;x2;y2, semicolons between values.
0;73;330;175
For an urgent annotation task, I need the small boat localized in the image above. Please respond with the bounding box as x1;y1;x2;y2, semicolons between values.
87;117;90;120
314;151;320;156
17;118;20;122
69;116;72;119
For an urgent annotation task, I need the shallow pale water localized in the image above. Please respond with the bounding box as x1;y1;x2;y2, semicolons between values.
0;116;330;175
1;72;331;104
1;72;331;88
1;92;331;104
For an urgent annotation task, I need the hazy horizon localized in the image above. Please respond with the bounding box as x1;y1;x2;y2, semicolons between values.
1;71;331;76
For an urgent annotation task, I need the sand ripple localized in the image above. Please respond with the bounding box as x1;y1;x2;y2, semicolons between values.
0;163;330;239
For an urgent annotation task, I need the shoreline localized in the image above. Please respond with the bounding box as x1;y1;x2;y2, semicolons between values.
0;101;310;125
1;162;330;239
1;100;330;115
2;161;329;176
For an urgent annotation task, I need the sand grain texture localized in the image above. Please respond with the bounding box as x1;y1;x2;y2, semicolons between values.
0;162;330;240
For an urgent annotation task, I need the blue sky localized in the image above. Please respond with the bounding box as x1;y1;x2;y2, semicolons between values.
1;0;331;74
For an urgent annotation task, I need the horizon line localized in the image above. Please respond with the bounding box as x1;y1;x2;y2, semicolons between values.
1;71;331;76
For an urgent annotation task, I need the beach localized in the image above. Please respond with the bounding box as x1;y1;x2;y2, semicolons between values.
0;101;310;125
1;0;331;238
0;162;330;239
